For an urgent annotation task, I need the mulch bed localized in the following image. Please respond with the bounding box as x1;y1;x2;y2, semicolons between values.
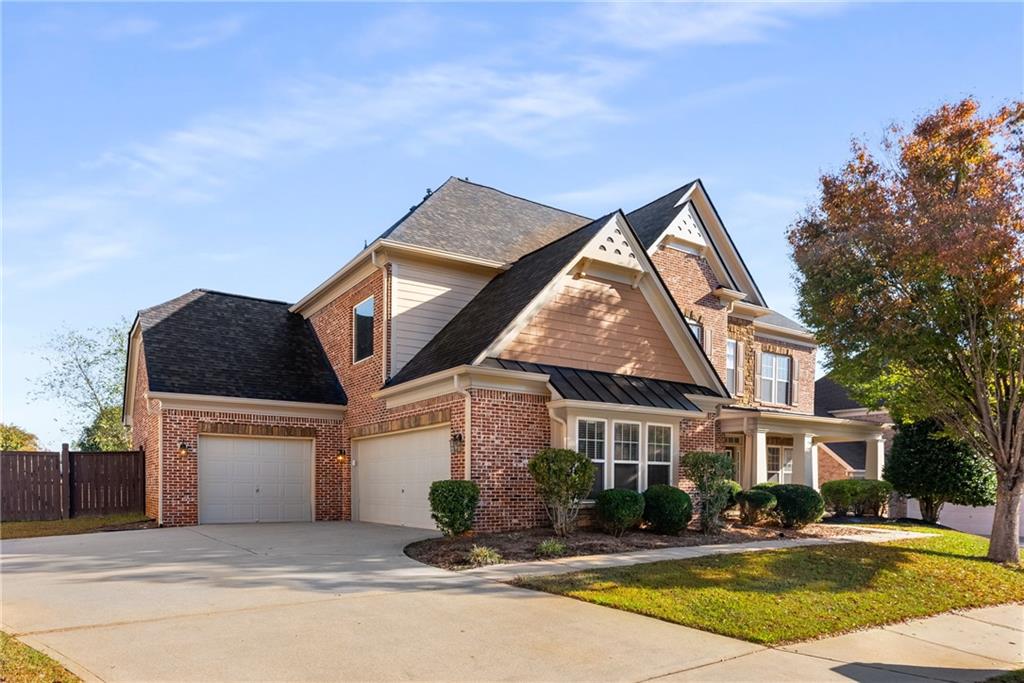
406;520;870;570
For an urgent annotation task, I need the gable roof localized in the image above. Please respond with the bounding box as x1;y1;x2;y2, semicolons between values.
814;375;863;417
822;442;867;471
137;290;346;405
485;358;718;411
385;214;613;386
379;177;592;263
626;180;699;249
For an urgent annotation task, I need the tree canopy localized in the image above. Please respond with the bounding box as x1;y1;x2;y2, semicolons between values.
0;423;41;451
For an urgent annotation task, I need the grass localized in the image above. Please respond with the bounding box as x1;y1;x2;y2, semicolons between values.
0;632;79;683
986;671;1024;683
0;513;152;540
516;524;1024;645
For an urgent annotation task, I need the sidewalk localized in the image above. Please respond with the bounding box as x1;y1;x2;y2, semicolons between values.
464;525;929;581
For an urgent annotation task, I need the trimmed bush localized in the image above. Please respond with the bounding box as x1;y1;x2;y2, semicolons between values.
723;480;743;510
528;448;597;536
681;451;734;534
535;539;567;558
595;489;645;537
821;479;858;516
752;482;778;491
643;485;693;535
735;489;777;525
771;484;825;528
853;480;894;517
428;480;479;536
468;545;502;567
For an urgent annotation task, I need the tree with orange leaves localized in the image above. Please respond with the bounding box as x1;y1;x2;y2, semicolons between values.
789;98;1024;564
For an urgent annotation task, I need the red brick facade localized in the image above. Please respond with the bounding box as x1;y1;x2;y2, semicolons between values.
818;447;854;484
130;344;161;520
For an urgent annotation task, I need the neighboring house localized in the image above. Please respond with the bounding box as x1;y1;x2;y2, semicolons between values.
123;177;887;530
814;376;894;482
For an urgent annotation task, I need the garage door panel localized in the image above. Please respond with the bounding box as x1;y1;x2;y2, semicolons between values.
356;427;450;529
199;436;312;524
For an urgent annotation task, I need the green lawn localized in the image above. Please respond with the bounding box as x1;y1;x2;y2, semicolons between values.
0;632;79;683
516;525;1024;645
987;670;1024;683
0;513;152;540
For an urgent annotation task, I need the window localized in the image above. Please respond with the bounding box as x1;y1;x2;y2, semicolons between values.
646;425;672;487
760;352;791;404
766;446;793;483
686;318;703;347
353;296;375;362
577;419;606;498
725;339;738;394
613;422;641;490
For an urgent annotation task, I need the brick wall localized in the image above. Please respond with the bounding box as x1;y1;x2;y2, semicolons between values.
130;345;161;519
469;389;550;531
818;447;854;484
158;409;344;526
677;414;719;495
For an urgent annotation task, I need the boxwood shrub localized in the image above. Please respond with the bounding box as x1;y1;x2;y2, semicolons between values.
428;480;480;536
595;489;645;537
735;489;777;525
821;479;894;517
723;479;743;510
642;485;693;535
771;484;825;528
821;479;858;516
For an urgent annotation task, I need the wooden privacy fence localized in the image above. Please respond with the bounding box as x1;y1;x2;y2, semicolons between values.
0;445;145;522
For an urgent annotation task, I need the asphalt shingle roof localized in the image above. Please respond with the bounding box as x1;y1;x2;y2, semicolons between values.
137;290;346;405
485;358;718;411
814;376;863;417
760;310;812;334
626;180;698;249
385;214;614;387
823;442;867;470
379;177;592;263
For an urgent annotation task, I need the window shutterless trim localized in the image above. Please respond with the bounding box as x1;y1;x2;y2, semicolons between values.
352;295;375;364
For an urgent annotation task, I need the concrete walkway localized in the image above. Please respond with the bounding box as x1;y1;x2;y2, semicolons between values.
465;525;929;581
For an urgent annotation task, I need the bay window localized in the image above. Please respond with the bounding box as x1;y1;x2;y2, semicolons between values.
577;417;674;497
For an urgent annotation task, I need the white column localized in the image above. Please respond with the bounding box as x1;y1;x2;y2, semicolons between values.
753;429;769;485
866;435;885;480
792;432;819;489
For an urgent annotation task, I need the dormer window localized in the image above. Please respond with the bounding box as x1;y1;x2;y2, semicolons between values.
353;296;375;363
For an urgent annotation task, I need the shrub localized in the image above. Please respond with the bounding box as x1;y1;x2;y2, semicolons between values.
884;419;996;523
752;482;777;491
735;489;777;525
428;480;480;536
771;484;825;528
595;489;645;537
680;451;734;534
853;480;894;517
821;479;858;516
468;545;502;567
528;448;597;536
723;480;743;510
642;485;693;534
535;539;567;558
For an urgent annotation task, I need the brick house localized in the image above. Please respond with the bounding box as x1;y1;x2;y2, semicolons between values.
123;177;887;529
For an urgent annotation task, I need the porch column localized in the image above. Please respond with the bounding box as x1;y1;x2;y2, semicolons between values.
866;434;885;480
791;432;819;489
751;428;769;485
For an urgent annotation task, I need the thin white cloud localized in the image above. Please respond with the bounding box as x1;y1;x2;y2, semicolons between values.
168;16;244;50
547;171;684;213
96;17;158;41
353;8;441;55
575;2;845;51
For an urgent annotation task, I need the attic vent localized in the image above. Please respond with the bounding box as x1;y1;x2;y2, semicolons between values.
614;228;622;235
606;236;614;243
599;245;607;251
614;249;622;255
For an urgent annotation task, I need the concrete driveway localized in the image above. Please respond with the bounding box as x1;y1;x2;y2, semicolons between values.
1;523;1019;682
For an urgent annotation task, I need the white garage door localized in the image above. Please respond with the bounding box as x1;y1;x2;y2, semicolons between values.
355;426;450;529
907;499;1024;540
199;436;312;523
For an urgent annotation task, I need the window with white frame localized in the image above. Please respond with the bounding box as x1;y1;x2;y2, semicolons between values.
613;422;641;490
646;425;672;486
760;352;791;404
353;296;375;362
686;318;703;347
766;446;793;483
577;419;606;498
725;339;738;394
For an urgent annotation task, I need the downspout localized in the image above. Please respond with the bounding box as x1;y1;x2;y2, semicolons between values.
454;375;472;479
372;250;389;383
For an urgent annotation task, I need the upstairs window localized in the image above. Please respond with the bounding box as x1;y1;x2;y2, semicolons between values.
686;318;704;347
725;339;738;394
353;296;375;363
760;352;791;404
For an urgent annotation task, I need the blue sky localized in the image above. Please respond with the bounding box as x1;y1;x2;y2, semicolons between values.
4;2;1021;448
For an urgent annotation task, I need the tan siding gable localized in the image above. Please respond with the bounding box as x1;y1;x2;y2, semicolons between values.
502;275;694;382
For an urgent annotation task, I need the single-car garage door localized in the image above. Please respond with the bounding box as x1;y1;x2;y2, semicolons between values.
355;426;450;529
199;436;312;523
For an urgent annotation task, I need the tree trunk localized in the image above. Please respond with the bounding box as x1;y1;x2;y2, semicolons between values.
919;497;943;524
987;486;1022;564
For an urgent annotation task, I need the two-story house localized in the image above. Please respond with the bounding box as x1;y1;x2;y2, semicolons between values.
123;177;887;530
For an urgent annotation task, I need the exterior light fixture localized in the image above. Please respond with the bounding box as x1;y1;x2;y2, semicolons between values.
449;433;464;455
336;448;348;463
177;441;189;457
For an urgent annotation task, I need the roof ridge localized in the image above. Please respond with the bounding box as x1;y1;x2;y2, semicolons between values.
450;177;592;221
626;178;699;216
193;289;293;306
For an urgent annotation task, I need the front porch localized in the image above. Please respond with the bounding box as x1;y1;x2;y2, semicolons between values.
718;408;886;489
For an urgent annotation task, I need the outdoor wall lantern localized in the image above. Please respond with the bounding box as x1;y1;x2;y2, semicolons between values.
177;441;189;457
449;433;464;455
337;448;348;463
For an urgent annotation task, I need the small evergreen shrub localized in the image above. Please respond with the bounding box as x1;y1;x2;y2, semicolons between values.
852;480;894;517
595;489;645;537
771;484;825;528
528;448;597;536
468;545;502;567
680;451;734;534
752;482;778;491
428;480;480;536
735;489;777;525
723;480;743;510
535;538;568;558
642;485;693;534
821;479;858;516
